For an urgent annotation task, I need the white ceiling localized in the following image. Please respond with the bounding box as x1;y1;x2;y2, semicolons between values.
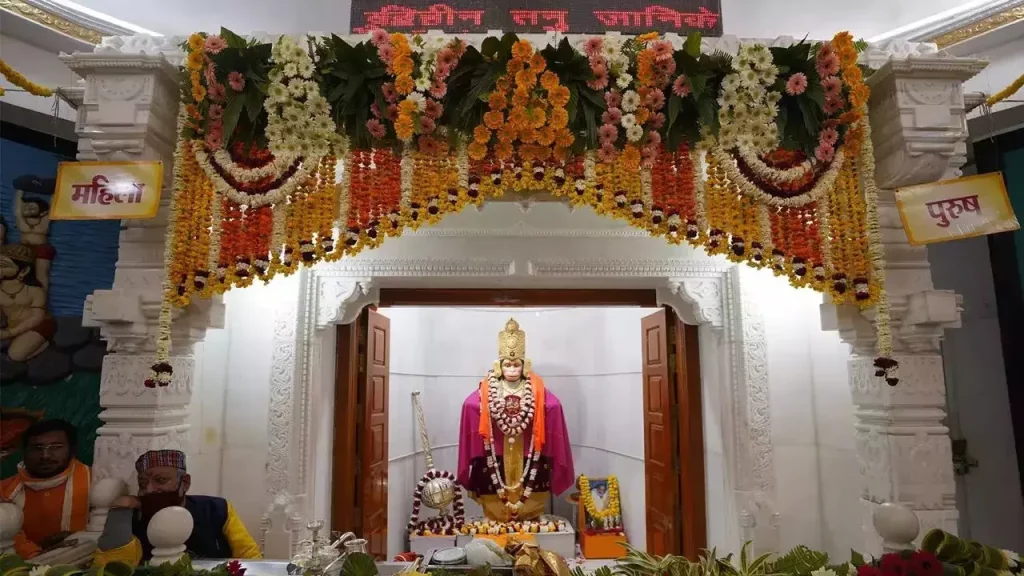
64;0;971;40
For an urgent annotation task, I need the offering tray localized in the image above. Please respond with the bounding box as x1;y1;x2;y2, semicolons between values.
422;548;515;575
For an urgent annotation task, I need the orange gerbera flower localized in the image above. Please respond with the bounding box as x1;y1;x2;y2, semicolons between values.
548;86;570;107
528;107;546;129
515;70;537;88
473;124;492;144
395;117;415;141
850;84;870;107
521;128;538;144
488;92;508;111
537;126;556;146
550;107;569;128
484;110;505;130
496;77;512;92
621;145;641;169
507;59;525;74
398;99;418;114
555;128;575;147
500;124;518;143
512;40;533;61
512;88;531;107
530;53;547;71
395;75;415;94
540;71;559;91
495;141;513;160
638;32;659;43
553;146;569;162
468;141;488;160
635;107;650;124
842;65;863;85
393;59;414;75
508;106;529;128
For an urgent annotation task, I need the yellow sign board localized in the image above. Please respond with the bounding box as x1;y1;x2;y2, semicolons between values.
51;161;163;220
895;172;1019;246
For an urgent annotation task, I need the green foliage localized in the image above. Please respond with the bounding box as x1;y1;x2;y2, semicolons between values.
615;543;694;576
314;35;388;149
663;33;733;150
339;552;379;576
442;33;519;135
539;38;605;150
767;545;831;576
921;530;1010;576
768;41;824;155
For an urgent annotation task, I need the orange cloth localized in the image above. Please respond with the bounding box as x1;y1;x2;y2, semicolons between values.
0;459;91;559
478;375;546;453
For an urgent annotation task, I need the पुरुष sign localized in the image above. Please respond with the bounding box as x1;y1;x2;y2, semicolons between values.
51;161;163;220
350;0;722;36
895;172;1019;246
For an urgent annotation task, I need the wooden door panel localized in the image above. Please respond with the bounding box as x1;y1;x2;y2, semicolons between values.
361;310;390;559
641;308;679;557
675;322;707;557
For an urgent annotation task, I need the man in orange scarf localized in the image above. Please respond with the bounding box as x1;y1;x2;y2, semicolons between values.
0;419;90;559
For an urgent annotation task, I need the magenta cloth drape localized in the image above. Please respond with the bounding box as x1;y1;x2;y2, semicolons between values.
457;382;575;496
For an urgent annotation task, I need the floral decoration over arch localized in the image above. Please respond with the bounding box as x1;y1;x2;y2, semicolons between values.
150;29;897;388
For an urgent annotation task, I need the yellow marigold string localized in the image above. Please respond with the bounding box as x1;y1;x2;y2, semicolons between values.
0;59;53;97
986;73;1024;107
578;475;621;521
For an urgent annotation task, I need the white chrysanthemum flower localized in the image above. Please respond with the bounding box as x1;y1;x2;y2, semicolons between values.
269;68;283;83
1004;551;1020;568
766;91;782;106
283;62;298;77
719;90;738;107
721;74;740;93
268;84;289;102
753;49;771;70
297;59;314;79
407;92;427;111
610;53;629;72
732;104;749;121
287;78;306;97
621;90;641;112
415;76;431;92
741;68;760;86
620;113;637;129
626;124;644;142
617;72;633;88
811;568;837;576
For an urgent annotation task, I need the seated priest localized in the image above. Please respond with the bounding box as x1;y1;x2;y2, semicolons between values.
93;450;261;566
0;419;91;559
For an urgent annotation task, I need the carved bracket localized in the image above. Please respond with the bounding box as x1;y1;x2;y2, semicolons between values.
314;276;380;330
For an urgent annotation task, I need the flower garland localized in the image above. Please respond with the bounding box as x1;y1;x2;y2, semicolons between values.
578;475;622;522
265;36;335;159
0;59;53;97
484;372;541;518
459;518;569;535
717;44;780;154
407;468;465;536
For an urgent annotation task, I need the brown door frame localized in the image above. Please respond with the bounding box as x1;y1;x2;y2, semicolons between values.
331;288;706;555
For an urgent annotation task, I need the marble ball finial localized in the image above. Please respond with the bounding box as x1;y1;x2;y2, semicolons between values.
0;503;24;544
147;506;194;551
91;477;129;508
873;502;920;550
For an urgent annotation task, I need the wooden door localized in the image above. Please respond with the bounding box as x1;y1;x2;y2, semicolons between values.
675;322;706;558
360;309;390;559
642;308;679;556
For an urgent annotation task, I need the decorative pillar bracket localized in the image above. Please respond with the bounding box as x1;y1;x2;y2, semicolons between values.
821;55;986;552
59;52;225;482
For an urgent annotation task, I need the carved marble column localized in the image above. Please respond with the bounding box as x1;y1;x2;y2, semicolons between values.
821;56;986;552
59;53;224;482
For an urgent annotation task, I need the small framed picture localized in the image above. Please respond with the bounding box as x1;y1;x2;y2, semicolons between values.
579;476;622;533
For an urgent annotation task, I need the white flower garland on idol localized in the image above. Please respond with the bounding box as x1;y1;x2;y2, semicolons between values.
717;43;781;154
710;145;845;208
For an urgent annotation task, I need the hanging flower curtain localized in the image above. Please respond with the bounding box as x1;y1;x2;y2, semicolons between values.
152;29;897;388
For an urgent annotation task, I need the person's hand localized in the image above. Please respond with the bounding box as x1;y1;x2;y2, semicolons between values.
111;495;141;509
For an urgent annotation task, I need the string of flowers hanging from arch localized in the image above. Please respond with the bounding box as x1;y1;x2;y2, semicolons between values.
151;29;897;388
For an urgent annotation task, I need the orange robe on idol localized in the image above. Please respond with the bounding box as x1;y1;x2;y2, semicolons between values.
1;459;91;559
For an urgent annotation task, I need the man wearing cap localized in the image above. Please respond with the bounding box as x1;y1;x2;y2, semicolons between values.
93;450;261;566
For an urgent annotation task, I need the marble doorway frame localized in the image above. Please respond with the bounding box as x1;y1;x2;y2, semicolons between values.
265;241;777;551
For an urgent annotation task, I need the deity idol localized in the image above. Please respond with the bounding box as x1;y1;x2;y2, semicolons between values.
457;318;574;521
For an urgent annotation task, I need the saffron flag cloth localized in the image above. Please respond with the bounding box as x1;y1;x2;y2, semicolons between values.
0;459;91;559
458;378;575;496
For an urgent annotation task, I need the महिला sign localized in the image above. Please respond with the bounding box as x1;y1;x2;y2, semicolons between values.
51;161;163;220
350;0;722;35
895;172;1020;246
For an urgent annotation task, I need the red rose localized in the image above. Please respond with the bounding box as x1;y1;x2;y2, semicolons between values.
909;551;941;576
227;560;246;576
880;554;908;576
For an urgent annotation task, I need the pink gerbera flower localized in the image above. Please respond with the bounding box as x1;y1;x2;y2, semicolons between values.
598;142;617;163
205;129;223;150
382;83;397;103
785;73;808;96
599;124;619;144
601;107;622;125
429;78;447;99
824;97;844;115
656;57;676;77
419;116;436;134
814;142;835;162
650;112;666;130
584;37;604;57
371;29;390;47
436;48;458;70
645;89;665;110
821;76;842;97
652;41;673;61
605;90;622;109
209;104;224;120
641;144;658;167
672;75;691;98
204;63;217;86
816;53;840;77
424;99;443;119
366;118;386;139
387;104;399;121
377;44;394;66
208;83;226;102
646;130;662;147
228;71;246;92
588;68;609;90
204;35;227;54
819;126;839;146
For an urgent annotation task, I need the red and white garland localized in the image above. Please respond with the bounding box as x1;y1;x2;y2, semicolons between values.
484;372;541;519
407;468;465;536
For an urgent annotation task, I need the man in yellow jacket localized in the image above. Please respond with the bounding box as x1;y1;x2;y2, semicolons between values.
93;450;261;566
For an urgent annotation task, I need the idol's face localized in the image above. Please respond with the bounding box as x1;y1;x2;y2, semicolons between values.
501;359;524;382
22;204;40;218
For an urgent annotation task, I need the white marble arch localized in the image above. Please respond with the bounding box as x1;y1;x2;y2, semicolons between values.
263;202;776;552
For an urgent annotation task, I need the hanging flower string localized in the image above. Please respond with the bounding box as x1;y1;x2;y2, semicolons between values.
152;29;897;387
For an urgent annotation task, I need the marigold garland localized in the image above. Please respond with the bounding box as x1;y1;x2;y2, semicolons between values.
150;29;902;390
578;475;622;523
0;59;53;97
